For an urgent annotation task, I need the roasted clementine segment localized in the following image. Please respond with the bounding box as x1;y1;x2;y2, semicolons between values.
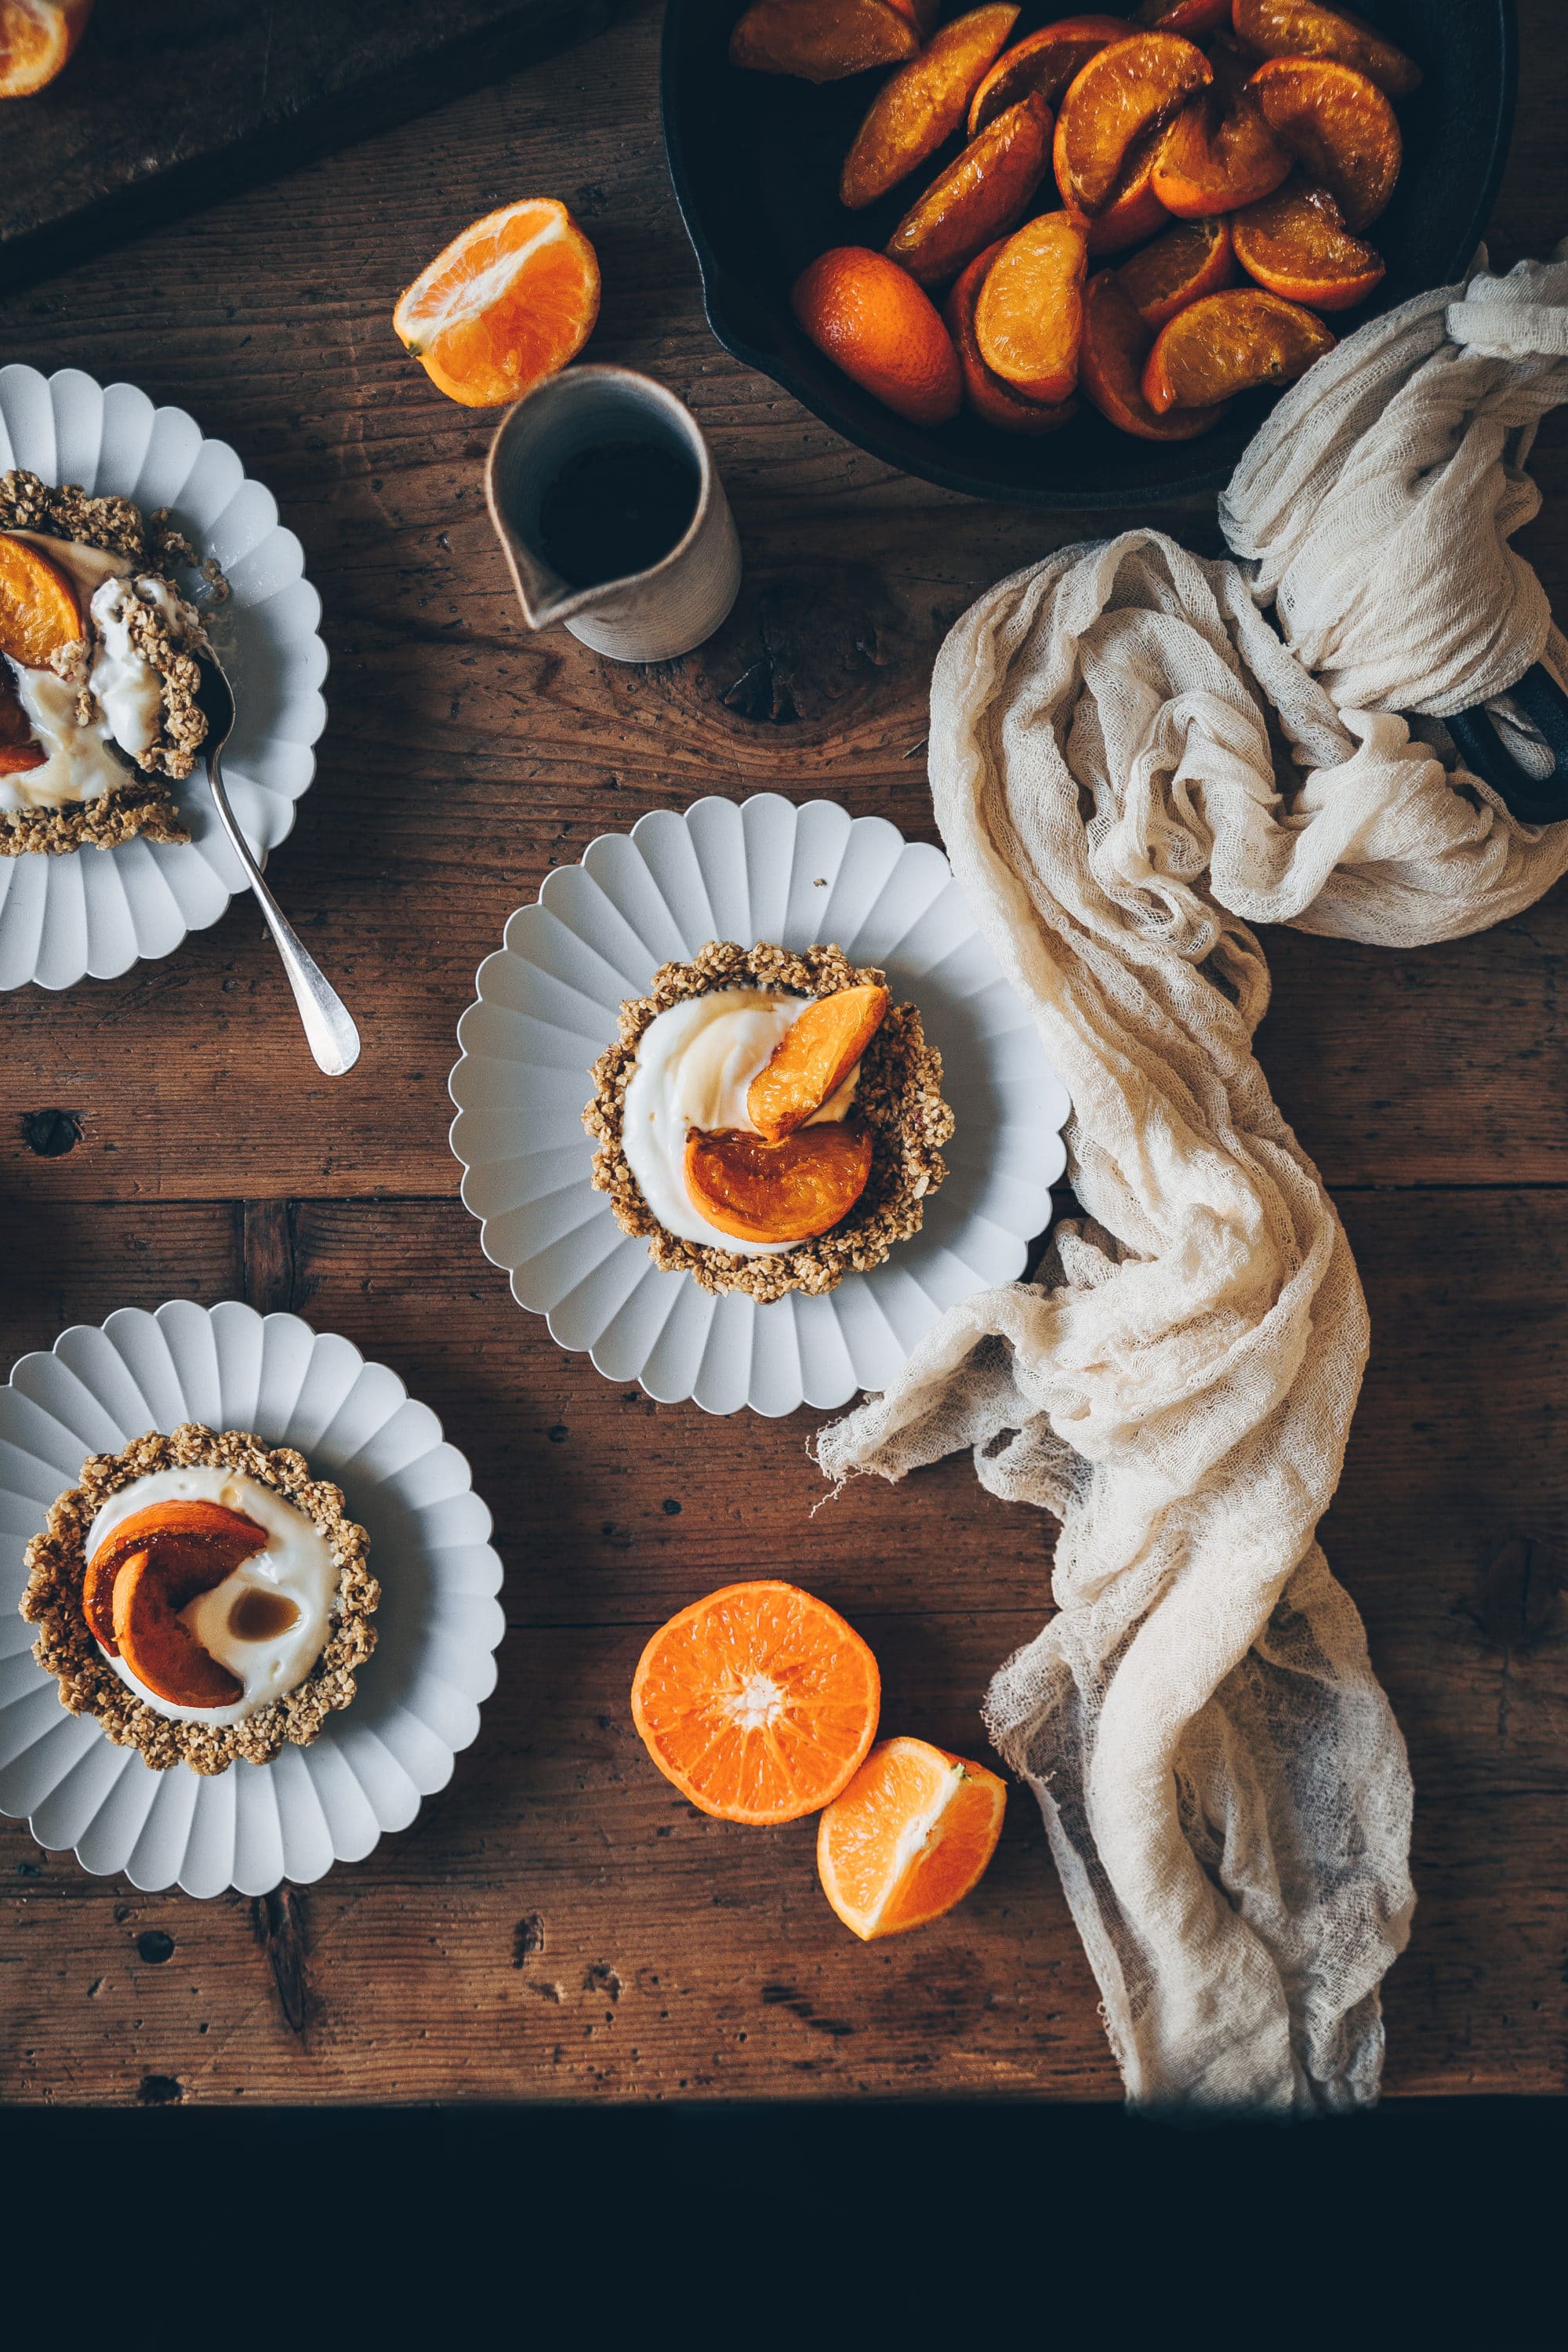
0;0;93;97
632;1581;880;1825
1232;0;1421;99
393;198;600;408
966;13;1127;137
0;667;42;775
1116;213;1236;327
111;1548;245;1711
943;242;1079;432
1081;132;1171;257
1247;56;1399;232
974;210;1088;403
1052;31;1210;215
1080;267;1229;438
728;0;920;81
1134;0;1230;34
1142;283;1334;410
841;5;1019;209
885;91;1053;288
817;1738;1007;1940
1232;177;1384;309
83;1499;267;1655
746;984;889;1141
0;533;82;670
792;248;962;424
685;1120;873;1243
1151;77;1289;216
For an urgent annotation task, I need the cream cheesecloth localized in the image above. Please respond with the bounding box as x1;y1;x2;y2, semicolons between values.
815;246;1568;2110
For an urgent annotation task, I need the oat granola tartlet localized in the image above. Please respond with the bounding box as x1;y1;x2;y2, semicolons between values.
583;939;955;1303
20;1422;378;1775
0;468;228;856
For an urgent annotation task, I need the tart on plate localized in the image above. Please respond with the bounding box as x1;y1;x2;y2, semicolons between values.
0;467;227;856
20;1421;378;1775
583;938;955;1301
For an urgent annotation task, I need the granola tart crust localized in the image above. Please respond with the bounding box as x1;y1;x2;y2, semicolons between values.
583;940;956;1304
20;1423;379;1777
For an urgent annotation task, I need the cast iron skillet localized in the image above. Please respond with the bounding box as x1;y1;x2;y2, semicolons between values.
661;0;1518;509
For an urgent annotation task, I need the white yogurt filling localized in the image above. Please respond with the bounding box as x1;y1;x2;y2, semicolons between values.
85;1465;338;1726
621;987;861;1255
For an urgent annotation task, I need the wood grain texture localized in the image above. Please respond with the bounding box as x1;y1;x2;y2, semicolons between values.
2;0;1567;2104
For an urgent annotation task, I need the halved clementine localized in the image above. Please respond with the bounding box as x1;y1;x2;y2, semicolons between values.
793;247;962;424
747;984;889;1141
1053;30;1211;215
1232;0;1421;99
1142;282;1334;410
1247;56;1399;231
0;532;82;670
1080;266;1229;439
111;1548;245;1711
817;1737;1007;1940
1232;177;1384;309
943;242;1080;433
967;13;1127;137
841;5;1019;210
728;0;920;80
885;91;1053;288
685;1120;873;1243
1116;213;1235;327
974;210;1088;403
0;0;92;97
393;198;600;408
631;1581;880;1825
83;1498;266;1655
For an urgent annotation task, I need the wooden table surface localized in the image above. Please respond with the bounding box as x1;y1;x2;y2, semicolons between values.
3;0;1566;2108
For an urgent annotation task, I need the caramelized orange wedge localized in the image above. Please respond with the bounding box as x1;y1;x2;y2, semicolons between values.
1142;283;1334;411
885;91;1053;289
1053;31;1211;216
1152;79;1290;216
1134;0;1230;33
841;5;1019;210
1232;0;1421;99
0;666;43;775
967;14;1127;137
111;1548;245;1711
728;0;920;81
974;210;1089;404
83;1498;266;1656
1080;267;1230;440
746;985;889;1141
1081;131;1171;257
0;0;93;98
686;1121;873;1244
0;532;83;670
944;241;1080;433
1232;178;1384;310
1247;56;1400;232
1116;214;1236;328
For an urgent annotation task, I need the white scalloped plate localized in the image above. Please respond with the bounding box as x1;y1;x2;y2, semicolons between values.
0;1301;505;1896
0;363;327;991
448;794;1071;1416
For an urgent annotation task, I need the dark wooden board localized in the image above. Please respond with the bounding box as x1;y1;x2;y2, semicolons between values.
2;0;1566;2104
0;0;616;298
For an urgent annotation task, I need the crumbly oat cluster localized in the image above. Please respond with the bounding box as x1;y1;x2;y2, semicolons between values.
1;467;228;858
584;940;955;1303
20;1424;379;1776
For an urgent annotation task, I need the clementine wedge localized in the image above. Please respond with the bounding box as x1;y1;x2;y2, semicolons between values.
83;1499;266;1656
1134;0;1229;34
1080;132;1173;257
1142;282;1334;410
393;198;600;408
1232;177;1383;309
729;0;921;81
0;532;82;669
974;210;1088;403
967;14;1127;137
943;243;1079;433
0;0;92;97
841;5;1019;209
1053;30;1211;215
1247;56;1399;231
793;247;962;423
1151;78;1289;216
817;1737;1007;1939
746;984;889;1140
885;90;1053;289
1116;213;1235;327
684;1120;873;1243
111;1548;245;1711
0;668;42;775
1080;266;1229;438
1232;0;1421;99
631;1581;881;1825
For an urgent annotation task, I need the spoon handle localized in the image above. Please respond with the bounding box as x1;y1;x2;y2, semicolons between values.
208;754;361;1076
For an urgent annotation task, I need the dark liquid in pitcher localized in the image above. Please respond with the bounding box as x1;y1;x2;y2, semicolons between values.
536;439;700;590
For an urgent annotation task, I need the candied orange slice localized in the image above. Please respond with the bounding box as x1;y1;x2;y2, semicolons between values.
885;91;1053;289
1053;31;1210;216
685;1120;873;1243
943;241;1079;433
746;984;889;1141
83;1498;267;1655
631;1581;880;1825
817;1737;1007;1940
0;0;92;97
728;0;920;81
1232;0;1420;98
967;14;1127;137
841;5;1019;209
1080;266;1229;439
393;198;600;408
1232;178;1384;310
793;248;962;425
0;532;82;670
1152;78;1290;216
1247;56;1399;232
111;1548;245;1711
973;210;1088;403
1134;0;1229;33
1116;214;1236;327
1142;283;1334;411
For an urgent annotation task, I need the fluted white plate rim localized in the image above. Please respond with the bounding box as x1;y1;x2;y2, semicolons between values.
0;1299;506;1896
0;361;328;992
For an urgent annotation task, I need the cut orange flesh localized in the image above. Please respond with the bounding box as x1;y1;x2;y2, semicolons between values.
1053;31;1211;215
967;13;1127;137
1152;81;1290;216
1134;0;1229;33
393;198;600;408
0;0;93;97
885;91;1053;289
746;984;889;1141
1116;213;1236;327
0;532;82;670
817;1737;1007;1939
1232;177;1384;309
974;209;1088;402
685;1120;873;1243
83;1498;267;1656
1080;265;1229;439
1080;132;1171;257
841;5;1019;209
793;246;962;424
729;0;921;81
111;1548;245;1711
943;242;1079;432
1232;0;1421;98
631;1581;881;1825
1247;56;1399;231
1142;282;1334;409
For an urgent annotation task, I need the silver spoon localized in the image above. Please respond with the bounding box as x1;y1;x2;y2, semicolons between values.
198;655;360;1076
